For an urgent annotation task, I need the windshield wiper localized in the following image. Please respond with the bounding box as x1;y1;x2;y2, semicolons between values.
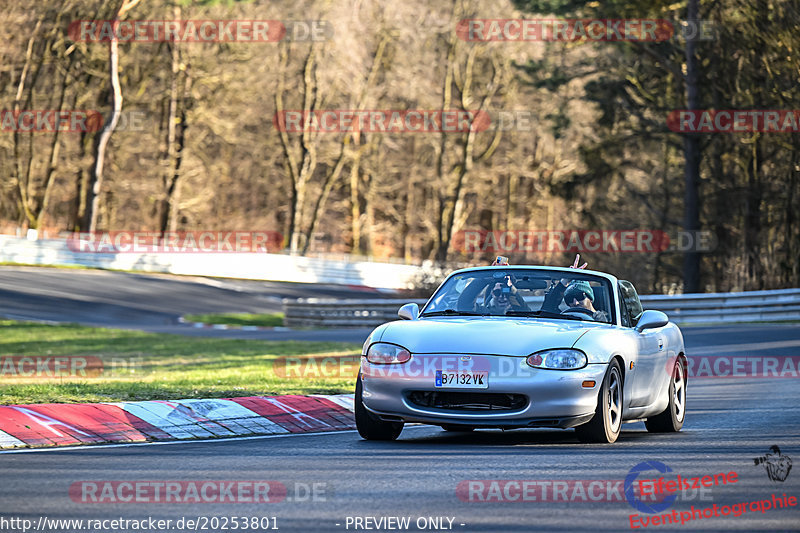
505;310;586;321
539;310;587;321
420;309;483;317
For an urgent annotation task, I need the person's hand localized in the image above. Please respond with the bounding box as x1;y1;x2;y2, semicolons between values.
491;255;509;266
561;254;588;286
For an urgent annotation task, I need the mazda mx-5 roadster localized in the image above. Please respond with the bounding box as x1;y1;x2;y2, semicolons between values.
355;265;686;443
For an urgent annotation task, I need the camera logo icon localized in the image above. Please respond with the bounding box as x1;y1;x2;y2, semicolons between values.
753;445;792;482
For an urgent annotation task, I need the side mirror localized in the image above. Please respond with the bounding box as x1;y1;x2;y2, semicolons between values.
398;303;419;321
635;310;669;332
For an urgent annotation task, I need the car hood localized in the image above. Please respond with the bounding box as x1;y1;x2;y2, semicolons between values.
377;317;597;356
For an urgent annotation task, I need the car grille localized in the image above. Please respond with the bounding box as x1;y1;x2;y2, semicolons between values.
406;391;528;411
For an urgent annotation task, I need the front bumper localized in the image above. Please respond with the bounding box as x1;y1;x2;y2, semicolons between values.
360;353;608;429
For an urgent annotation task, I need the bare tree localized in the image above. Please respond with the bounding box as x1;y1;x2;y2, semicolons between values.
84;0;142;232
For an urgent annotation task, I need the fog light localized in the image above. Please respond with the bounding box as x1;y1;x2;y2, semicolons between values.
527;354;543;366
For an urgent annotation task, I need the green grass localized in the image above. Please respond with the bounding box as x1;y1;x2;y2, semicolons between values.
183;312;285;327
0;320;360;405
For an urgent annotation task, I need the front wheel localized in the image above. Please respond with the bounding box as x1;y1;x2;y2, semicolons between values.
645;357;686;433
575;360;623;443
355;374;403;441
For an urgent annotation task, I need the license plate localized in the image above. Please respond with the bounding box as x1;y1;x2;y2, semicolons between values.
435;370;489;388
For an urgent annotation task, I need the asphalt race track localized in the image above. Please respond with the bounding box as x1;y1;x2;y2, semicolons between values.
1;351;798;532
0;266;382;341
0;266;799;532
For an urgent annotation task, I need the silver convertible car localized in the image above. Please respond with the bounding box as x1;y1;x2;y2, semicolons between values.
355;265;687;443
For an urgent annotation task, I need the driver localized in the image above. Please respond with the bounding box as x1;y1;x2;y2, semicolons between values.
541;254;608;322
562;281;608;322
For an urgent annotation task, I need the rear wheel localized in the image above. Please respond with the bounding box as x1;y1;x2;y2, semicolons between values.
355;374;403;440
645;357;686;433
441;425;475;432
575;359;623;443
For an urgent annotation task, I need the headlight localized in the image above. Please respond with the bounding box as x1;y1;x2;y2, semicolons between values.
366;342;411;364
526;349;587;370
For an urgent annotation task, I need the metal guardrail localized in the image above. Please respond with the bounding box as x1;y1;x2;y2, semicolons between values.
639;288;800;324
283;299;430;327
283;289;800;327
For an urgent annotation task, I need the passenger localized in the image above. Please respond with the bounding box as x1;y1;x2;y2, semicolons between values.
486;279;527;314
486;282;513;314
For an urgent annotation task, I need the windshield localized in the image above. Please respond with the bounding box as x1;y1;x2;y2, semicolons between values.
422;268;615;324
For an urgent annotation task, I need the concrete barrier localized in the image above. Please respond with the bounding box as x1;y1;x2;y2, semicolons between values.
0;235;422;289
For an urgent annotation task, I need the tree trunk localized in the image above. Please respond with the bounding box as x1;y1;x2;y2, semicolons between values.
681;0;702;293
158;5;190;236
350;149;362;254
84;0;141;232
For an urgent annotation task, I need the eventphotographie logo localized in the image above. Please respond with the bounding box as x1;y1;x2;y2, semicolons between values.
625;461;678;514
753;446;793;483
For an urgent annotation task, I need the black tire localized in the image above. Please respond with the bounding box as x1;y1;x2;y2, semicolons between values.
441;425;475;432
645;357;686;433
575;359;623;443
355;374;403;440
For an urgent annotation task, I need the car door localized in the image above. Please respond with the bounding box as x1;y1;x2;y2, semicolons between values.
619;280;665;407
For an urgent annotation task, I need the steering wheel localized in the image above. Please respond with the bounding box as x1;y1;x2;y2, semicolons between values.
562;306;594;318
